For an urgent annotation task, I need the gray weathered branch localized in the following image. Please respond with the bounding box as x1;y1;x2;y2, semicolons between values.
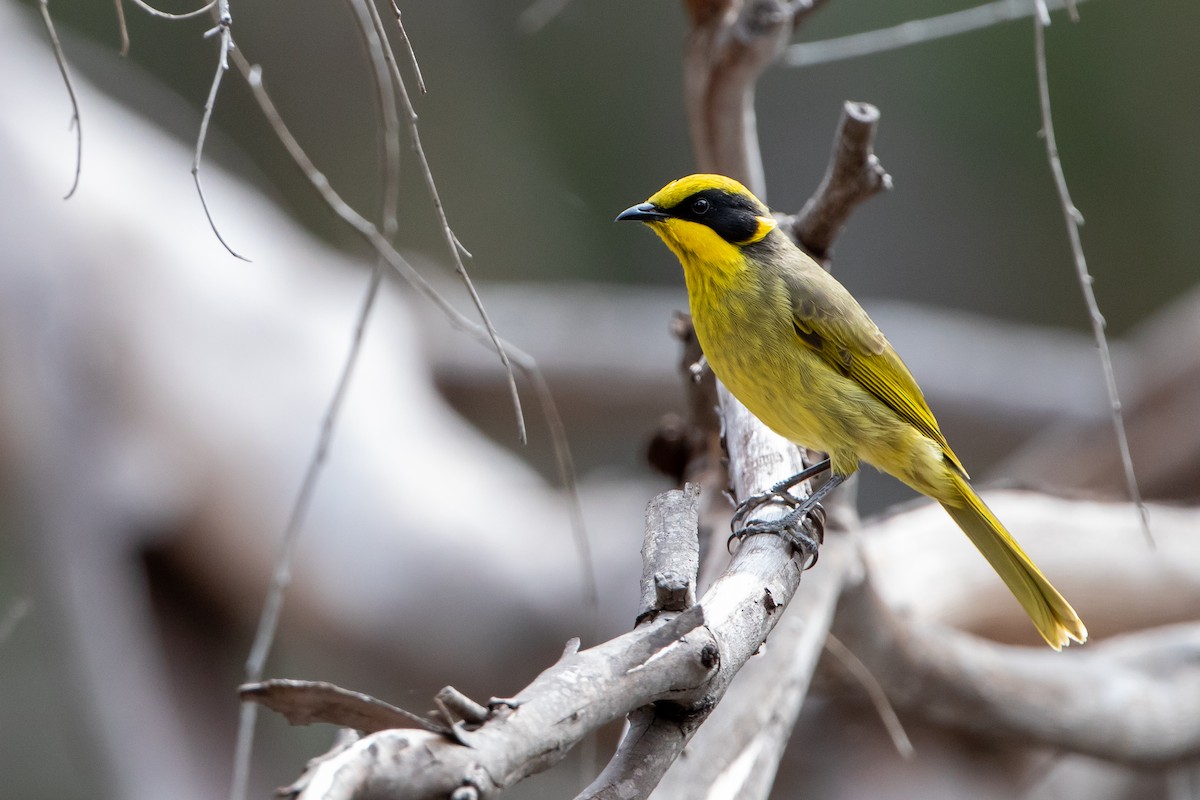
279;606;708;799
784;100;893;261
275;478;821;799
833;493;1200;766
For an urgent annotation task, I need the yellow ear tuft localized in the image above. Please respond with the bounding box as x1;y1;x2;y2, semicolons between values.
736;215;777;245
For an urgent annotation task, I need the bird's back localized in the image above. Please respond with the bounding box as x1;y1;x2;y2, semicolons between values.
682;233;961;490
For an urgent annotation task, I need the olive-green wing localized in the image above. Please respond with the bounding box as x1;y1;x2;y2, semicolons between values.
783;267;968;476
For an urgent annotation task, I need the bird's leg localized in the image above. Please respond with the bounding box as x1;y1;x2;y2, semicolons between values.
730;458;831;532
731;472;846;567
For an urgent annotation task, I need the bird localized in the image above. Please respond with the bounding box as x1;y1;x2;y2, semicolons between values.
616;173;1086;649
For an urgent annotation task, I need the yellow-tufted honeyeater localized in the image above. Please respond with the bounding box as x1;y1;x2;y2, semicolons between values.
617;174;1085;649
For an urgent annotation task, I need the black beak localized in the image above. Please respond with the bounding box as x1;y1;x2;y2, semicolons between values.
615;202;669;223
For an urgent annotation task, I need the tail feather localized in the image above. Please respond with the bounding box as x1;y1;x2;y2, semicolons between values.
939;473;1087;649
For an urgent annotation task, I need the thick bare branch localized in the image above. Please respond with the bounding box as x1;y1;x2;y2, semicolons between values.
683;0;795;195
784;100;892;261
653;539;849;799
637;484;701;622
283;608;710;799
278;475;823;799
831;493;1200;765
833;577;1200;767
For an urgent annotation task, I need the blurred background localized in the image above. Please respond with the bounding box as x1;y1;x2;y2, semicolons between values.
1;0;1196;798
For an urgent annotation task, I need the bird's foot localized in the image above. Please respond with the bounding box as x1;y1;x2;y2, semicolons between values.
729;502;825;568
729;459;832;532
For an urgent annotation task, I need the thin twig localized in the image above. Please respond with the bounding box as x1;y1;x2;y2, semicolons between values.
113;0;130;56
227;3;402;796
126;0;216;21
356;0;402;237
366;9;595;630
388;21;526;444
228;269;384;800
1032;8;1152;547
784;0;1094;68
373;1;595;630
37;0;82;199
194;5;249;261
388;2;426;94
232;55;598;619
823;633;914;760
526;366;599;630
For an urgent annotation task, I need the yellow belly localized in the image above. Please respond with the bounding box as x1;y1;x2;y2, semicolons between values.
688;277;951;497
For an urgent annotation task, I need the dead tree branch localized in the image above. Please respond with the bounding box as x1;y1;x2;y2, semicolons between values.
611;3;887;797
265;478;826;799
783;100;892;261
837;493;1200;766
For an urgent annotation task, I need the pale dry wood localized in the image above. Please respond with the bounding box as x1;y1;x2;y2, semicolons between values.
280;478;820;799
838;493;1200;764
283;607;713;799
637;484;702;622
784;100;892;262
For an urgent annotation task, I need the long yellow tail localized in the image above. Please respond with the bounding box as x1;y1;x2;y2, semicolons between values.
939;473;1087;649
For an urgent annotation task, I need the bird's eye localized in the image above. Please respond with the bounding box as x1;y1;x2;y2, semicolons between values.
692;197;710;215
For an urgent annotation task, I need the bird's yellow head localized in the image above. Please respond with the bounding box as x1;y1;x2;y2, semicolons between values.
615;174;778;267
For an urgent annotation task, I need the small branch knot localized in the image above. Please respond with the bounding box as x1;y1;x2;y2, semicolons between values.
654;570;694;611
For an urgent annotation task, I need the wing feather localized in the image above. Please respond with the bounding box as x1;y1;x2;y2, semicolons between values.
783;266;968;477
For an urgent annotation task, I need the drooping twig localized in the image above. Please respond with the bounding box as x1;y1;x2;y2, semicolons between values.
112;0;130;56
37;0;82;199
822;633;914;760
388;1;426;94
523;365;599;625
388;20;527;445
373;2;597;626
229;58;537;397
1032;6;1151;547
784;0;1095;68
193;2;249;260
227;4;403;797
229;52;598;639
